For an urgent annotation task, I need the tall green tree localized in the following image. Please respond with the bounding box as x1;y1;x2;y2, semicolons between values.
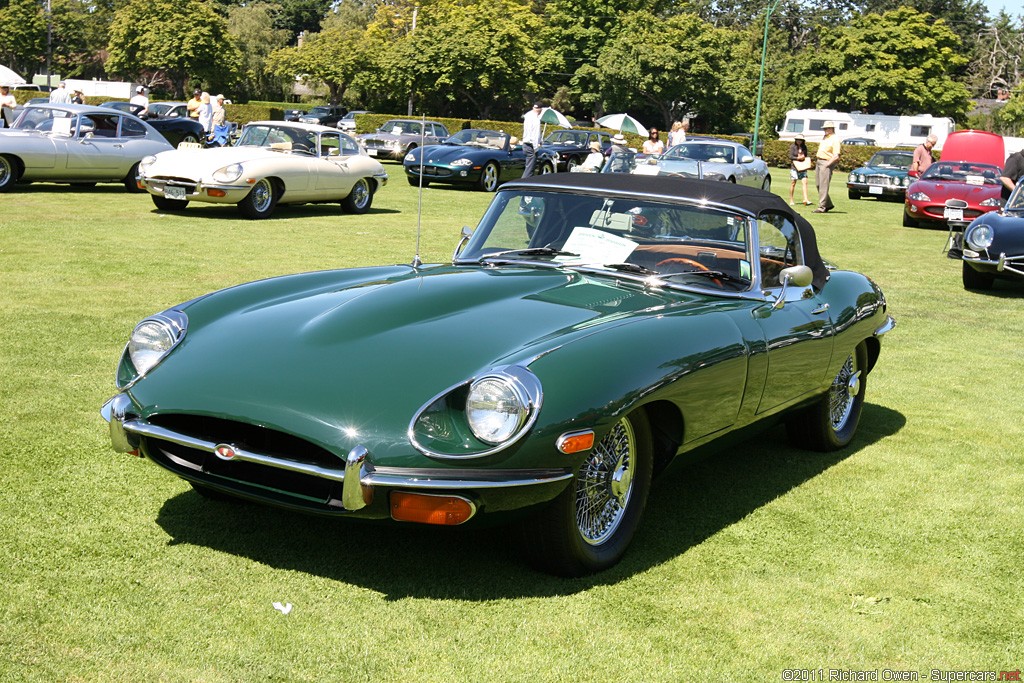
105;0;242;98
0;0;46;79
371;0;541;118
227;3;293;101
797;6;971;120
594;11;733;129
268;23;372;104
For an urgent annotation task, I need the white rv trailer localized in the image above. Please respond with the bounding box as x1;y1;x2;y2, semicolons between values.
778;109;955;148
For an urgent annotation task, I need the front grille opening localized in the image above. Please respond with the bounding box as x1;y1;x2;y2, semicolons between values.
148;414;342;469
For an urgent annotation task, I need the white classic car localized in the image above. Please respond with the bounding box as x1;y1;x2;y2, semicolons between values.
0;103;173;192
137;121;389;219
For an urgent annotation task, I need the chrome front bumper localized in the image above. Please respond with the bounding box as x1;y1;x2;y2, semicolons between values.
962;250;1024;277
101;394;572;513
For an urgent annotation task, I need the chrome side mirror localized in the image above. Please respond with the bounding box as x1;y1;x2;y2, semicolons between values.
740;154;754;163
452;226;473;260
771;264;813;310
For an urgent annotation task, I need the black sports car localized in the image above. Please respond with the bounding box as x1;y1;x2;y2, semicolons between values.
403;128;557;191
99;101;205;147
950;183;1024;290
540;129;612;171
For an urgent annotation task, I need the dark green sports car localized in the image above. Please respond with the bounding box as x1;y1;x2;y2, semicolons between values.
102;174;895;576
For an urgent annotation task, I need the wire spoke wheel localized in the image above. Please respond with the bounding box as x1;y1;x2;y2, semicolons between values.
828;353;861;433
575;417;636;545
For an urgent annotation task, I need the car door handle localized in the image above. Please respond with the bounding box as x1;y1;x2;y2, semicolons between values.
113;144;124;148
812;303;830;315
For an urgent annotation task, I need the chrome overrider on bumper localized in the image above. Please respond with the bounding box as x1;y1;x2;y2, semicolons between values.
962;250;1024;277
101;394;572;513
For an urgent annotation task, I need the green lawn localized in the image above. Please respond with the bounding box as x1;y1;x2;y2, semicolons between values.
1;169;1021;681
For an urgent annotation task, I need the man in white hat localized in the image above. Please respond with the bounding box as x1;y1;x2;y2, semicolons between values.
813;120;841;213
49;80;71;104
130;86;149;117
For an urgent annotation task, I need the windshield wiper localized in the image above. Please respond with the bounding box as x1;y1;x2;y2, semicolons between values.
476;247;578;263
660;269;751;285
575;262;658;276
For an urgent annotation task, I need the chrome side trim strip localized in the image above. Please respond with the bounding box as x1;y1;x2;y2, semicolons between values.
118;419;572;490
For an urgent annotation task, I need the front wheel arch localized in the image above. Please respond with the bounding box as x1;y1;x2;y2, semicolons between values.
520;408;654;576
0;154;24;191
786;343;868;451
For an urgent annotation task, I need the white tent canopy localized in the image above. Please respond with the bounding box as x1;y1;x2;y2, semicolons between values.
1;65;28;86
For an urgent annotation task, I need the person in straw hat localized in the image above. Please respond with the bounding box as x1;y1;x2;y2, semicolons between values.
813;121;841;213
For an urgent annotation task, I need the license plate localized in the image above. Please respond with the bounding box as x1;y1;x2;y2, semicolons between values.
165;186;186;200
944;207;963;221
366;148;377;156
869;185;883;195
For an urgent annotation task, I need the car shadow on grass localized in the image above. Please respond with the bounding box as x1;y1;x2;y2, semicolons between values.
147;203;403;219
154;403;905;597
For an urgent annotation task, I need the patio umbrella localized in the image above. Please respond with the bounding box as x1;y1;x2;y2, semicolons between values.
597;113;648;137
0;64;27;86
540;107;572;128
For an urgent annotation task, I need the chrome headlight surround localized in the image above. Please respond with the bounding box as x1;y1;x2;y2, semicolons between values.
965;224;994;250
212;163;244;184
138;155;158;174
451;158;473;166
117;310;188;388
409;365;543;459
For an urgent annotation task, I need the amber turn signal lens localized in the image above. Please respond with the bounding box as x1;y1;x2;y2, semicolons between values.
556;430;595;454
390;492;475;526
206;188;227;197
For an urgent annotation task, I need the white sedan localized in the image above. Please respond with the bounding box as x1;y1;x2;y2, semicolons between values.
138;121;389;219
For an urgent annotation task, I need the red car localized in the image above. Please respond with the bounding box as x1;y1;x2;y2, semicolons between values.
903;130;1005;228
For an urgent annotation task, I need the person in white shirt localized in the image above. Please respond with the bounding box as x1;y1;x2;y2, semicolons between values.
521;102;543;177
130;86;149;117
0;85;16;127
49;81;72;104
574;141;606;172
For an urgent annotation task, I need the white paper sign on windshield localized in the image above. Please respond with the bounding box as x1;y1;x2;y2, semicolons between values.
52;117;73;136
558;227;638;265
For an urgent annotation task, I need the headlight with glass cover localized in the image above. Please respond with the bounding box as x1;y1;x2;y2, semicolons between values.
451;158;473;167
409;365;543;459
405;151;416;162
118;310;188;387
212;163;243;184
980;197;1002;207
965;224;994;250
909;192;931;202
138;155;158;173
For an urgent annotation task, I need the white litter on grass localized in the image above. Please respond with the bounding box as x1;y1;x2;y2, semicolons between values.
272;601;293;615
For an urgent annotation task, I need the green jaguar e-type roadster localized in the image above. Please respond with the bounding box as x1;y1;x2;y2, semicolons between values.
102;174;894;576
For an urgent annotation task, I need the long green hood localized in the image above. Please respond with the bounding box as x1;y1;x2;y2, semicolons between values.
127;264;693;461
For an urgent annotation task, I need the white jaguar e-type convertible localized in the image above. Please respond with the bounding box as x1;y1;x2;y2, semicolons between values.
137;121;388;219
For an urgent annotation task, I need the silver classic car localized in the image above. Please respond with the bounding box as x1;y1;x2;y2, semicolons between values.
358;119;449;160
137;121;388;219
0;103;173;192
659;139;772;191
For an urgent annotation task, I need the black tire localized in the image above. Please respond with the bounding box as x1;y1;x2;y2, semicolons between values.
479;162;500;192
761;175;771;192
180;133;200;146
0;155;18;191
341;177;373;214
786;344;868;452
902;210;918;228
539;160;555;175
407;176;430;188
962;261;995;290
566;156;582;172
848;190;861;200
123;162;145;193
152;194;189;211
522;409;653;576
237;178;278;219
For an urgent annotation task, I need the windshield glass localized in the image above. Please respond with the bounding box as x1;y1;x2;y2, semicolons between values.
236;124;316;152
867;152;911;169
665;143;736;164
379;120;421;135
921;162;1001;184
307;107;330;116
543;130;587;146
12;106;77;135
457;190;754;291
1006;184;1024;211
446;129;509;149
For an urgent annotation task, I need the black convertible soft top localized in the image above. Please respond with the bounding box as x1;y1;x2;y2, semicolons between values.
506;173;830;290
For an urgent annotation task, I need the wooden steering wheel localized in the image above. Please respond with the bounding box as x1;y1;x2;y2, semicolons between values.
655;257;722;286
